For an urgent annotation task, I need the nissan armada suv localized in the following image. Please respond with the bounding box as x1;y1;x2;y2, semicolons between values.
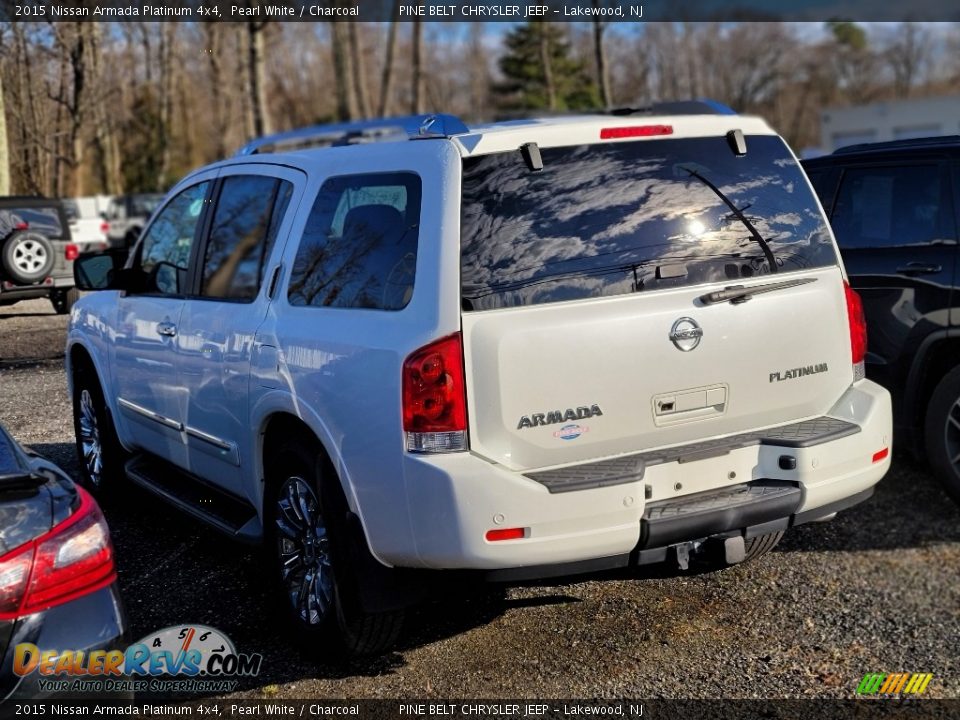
67;106;892;656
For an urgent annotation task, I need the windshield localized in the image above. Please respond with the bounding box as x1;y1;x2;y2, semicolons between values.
460;135;836;311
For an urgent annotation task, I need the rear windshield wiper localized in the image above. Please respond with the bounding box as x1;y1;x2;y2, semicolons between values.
699;277;817;305
680;166;778;274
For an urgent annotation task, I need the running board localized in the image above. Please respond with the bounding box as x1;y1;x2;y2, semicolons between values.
124;455;262;543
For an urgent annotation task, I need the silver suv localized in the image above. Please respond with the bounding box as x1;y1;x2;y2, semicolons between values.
68;106;893;656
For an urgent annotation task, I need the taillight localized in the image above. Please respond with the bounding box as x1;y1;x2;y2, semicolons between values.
14;221;28;231
64;244;79;261
100;221;110;236
0;487;116;620
844;280;867;380
402;333;467;453
600;125;673;140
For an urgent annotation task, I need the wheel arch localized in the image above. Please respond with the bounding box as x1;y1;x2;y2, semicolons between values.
904;330;960;441
256;409;363;528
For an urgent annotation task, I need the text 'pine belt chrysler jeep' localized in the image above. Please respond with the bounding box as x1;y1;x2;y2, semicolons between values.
67;104;893;656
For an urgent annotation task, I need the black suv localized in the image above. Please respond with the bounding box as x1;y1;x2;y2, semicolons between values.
803;137;960;503
0;196;80;314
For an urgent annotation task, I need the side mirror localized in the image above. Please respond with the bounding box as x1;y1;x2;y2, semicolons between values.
73;249;129;291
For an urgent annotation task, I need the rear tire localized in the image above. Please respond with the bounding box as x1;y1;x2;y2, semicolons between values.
51;287;80;315
72;365;126;496
924;366;960;505
265;438;403;658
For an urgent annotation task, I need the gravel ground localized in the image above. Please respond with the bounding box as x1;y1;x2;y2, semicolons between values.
0;298;958;700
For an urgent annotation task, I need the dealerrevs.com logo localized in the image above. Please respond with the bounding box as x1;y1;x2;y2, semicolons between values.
856;672;934;698
14;624;262;694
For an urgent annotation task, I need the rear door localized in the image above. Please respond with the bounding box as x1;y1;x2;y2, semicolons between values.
829;160;957;396
459;134;851;471
177;166;304;492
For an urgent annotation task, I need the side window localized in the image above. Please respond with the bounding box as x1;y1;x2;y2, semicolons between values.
138;182;210;295
832;166;945;249
200;175;292;301
287;172;421;311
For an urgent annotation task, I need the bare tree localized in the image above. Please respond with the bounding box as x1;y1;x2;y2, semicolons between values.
411;18;425;114
378;2;401;117
331;22;358;120
247;21;272;137
347;23;371;118
883;23;932;99
88;23;122;194
539;24;557;110
591;8;611;108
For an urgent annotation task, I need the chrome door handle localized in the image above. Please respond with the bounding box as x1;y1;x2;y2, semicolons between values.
156;322;177;337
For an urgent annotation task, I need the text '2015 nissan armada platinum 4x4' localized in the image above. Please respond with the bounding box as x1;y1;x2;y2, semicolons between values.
68;104;892;656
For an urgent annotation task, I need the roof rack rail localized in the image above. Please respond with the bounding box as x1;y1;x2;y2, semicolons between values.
236;113;471;156
833;135;960;155
610;99;737;117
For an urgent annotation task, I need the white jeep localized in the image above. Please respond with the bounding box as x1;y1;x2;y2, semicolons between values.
67;104;892;656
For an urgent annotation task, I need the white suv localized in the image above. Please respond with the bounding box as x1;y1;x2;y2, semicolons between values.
68;105;892;656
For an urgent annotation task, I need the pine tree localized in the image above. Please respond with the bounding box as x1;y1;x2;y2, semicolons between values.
496;22;599;114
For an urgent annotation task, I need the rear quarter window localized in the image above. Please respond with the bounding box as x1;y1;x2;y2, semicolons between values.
287;172;421;311
460;135;837;310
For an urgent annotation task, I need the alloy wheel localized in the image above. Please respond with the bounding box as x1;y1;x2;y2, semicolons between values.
13;238;48;274
78;388;103;487
275;476;335;626
944;397;960;477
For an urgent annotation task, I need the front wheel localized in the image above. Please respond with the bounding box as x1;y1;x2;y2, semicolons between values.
72;368;126;495
924;366;960;505
265;439;403;657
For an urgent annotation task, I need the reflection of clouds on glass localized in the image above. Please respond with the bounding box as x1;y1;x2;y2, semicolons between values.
461;136;835;311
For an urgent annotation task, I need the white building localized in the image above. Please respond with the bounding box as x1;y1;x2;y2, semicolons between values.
818;95;960;154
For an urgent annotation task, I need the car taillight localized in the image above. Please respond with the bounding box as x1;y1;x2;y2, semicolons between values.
402;333;467;453
844;280;867;380
0;487;116;620
64;244;79;261
600;125;673;140
100;221;110;235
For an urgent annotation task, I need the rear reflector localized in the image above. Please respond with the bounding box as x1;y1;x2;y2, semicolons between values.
600;125;673;140
872;448;889;463
14;222;28;231
64;244;79;261
485;528;526;542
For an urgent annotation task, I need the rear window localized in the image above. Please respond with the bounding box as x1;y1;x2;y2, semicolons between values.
0;206;64;240
460;135;836;311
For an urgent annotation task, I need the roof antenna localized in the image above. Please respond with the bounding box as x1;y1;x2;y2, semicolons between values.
520;142;543;172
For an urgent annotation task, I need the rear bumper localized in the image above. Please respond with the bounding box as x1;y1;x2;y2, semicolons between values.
0;278;71;301
390;379;891;572
0;584;129;701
